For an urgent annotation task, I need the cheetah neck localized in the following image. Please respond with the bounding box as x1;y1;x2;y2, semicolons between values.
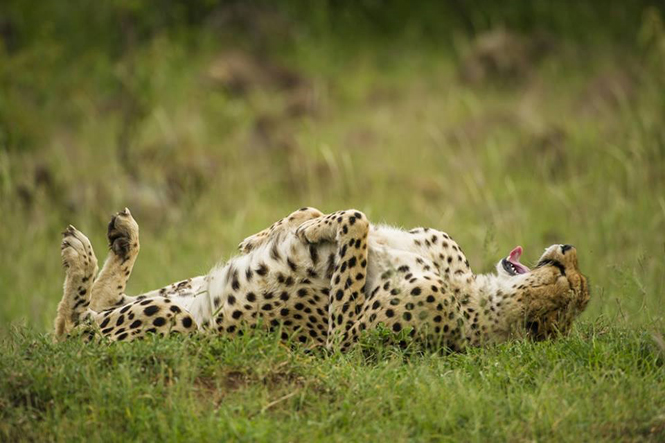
463;273;531;345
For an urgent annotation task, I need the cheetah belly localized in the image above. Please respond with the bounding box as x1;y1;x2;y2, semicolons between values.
191;235;338;345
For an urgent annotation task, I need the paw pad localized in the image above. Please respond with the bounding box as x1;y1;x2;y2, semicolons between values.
107;208;139;259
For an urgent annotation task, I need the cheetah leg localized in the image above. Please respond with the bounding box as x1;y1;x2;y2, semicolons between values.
54;226;99;339
238;207;323;253
296;210;369;350
54;215;198;343
89;208;140;311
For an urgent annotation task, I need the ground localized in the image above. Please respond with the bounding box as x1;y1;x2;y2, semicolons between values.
1;2;665;441
2;326;664;441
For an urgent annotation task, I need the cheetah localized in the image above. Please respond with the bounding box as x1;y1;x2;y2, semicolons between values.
54;207;590;351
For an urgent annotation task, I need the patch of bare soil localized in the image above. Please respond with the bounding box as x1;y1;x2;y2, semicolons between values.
207;50;308;96
207;50;318;156
459;29;554;86
193;364;311;411
576;68;637;116
205;3;295;49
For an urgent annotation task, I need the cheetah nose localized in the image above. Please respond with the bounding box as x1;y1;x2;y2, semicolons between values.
561;244;574;254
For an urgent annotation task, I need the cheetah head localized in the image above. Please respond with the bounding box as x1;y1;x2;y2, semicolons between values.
496;244;590;341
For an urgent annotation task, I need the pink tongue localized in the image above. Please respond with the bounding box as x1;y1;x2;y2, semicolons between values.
508;246;530;274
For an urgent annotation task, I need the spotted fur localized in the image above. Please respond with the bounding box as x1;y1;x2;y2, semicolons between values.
54;208;590;350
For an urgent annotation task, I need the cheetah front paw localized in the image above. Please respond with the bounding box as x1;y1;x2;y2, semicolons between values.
240;208;324;252
61;226;98;279
295;218;336;244
107;208;139;261
238;232;269;253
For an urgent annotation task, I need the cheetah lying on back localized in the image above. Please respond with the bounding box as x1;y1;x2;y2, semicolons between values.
55;208;590;351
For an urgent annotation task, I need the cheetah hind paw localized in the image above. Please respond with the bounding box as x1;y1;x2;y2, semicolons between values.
61;225;98;278
107;208;139;260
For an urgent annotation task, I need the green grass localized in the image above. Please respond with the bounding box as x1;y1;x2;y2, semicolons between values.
1;2;665;441
2;324;664;441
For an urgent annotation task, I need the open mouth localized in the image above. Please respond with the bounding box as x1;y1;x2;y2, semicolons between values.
501;246;530;276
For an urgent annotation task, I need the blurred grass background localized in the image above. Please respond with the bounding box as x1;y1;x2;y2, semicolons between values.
1;0;664;331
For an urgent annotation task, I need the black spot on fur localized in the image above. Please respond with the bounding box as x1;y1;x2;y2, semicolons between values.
144;305;159;316
270;243;281;261
309;245;319;265
256;263;268;276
